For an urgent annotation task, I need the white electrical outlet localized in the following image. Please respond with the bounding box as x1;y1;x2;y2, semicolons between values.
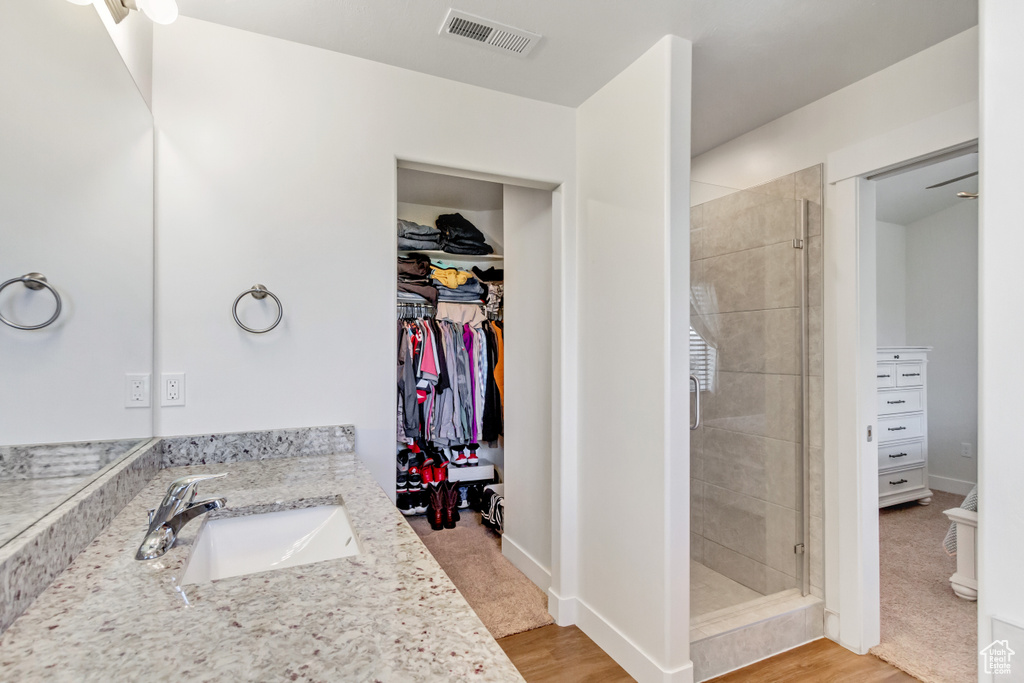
125;373;151;408
162;373;186;406
961;442;973;459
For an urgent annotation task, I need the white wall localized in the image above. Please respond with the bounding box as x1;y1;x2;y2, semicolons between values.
905;201;978;490
690;23;980;654
0;0;153;446
503;185;553;587
151;16;575;502
978;1;1024;668
576;35;692;682
692;27;978;192
92;0;153;109
875;221;907;346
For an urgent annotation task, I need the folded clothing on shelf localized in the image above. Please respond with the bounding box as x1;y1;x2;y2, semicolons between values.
472;266;504;282
398;253;437;305
436;278;486;302
436;213;493;255
398;219;442;250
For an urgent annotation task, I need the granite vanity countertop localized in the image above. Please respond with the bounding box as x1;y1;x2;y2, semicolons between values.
0;453;525;682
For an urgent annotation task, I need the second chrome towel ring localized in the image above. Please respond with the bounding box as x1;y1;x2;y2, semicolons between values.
0;273;62;330
232;284;282;334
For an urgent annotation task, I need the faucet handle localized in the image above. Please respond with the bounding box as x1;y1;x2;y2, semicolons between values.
165;473;227;504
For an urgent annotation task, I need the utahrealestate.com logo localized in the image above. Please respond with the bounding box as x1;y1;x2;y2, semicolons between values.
980;640;1016;675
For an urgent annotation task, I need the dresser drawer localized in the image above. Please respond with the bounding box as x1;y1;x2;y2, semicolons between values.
878;441;924;469
878;466;925;496
878;389;923;415
878;414;924;442
895;363;924;387
876;363;896;389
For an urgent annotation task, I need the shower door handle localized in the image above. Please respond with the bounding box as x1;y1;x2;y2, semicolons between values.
690;374;701;431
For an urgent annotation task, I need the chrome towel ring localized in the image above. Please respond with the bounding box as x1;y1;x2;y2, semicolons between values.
0;273;62;330
232;284;282;334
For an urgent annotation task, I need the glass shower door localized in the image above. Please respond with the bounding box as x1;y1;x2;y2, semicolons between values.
689;167;823;619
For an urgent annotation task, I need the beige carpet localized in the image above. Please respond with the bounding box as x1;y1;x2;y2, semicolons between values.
407;510;554;639
871;490;977;682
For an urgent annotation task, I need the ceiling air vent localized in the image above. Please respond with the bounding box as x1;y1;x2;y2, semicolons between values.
439;9;541;57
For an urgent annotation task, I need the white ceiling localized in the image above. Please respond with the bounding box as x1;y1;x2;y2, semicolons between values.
175;0;977;156
876;153;978;225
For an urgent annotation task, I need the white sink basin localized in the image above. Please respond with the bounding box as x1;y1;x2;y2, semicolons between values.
181;504;360;585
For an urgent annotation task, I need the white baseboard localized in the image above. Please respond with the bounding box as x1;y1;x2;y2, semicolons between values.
501;534;551;594
548;588;577;626
576;598;694;683
929;474;976;496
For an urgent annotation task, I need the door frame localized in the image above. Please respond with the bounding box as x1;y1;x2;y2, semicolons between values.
822;103;977;653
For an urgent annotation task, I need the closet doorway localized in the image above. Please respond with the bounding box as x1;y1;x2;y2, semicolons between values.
393;162;559;641
868;150;979;682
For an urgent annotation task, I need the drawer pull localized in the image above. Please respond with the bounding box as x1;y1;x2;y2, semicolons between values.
889;453;908;458
877;374;891;378
887;426;907;431
893;354;900;359
887;400;906;404
902;373;921;377
889;479;908;486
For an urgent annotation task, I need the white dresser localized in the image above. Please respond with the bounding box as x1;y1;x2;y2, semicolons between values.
877;346;934;508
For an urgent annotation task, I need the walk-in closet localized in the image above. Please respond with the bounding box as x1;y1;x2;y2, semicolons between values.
393;164;556;639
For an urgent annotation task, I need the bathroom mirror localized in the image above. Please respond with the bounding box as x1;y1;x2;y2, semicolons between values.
0;1;154;546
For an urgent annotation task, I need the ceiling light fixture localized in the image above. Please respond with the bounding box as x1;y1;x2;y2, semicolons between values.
68;0;178;25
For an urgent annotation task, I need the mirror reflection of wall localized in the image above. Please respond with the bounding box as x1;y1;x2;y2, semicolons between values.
875;152;979;490
0;0;154;546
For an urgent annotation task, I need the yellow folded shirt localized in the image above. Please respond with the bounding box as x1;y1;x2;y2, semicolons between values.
431;265;475;289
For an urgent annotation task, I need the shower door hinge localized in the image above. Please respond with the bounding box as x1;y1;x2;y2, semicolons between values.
794;543;805;555
793;238;804;249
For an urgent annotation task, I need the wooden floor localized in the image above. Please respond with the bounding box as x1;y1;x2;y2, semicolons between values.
708;639;916;682
498;626;917;683
497;624;634;682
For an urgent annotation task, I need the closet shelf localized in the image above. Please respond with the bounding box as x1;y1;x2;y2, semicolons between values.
398;250;503;263
447;459;495;483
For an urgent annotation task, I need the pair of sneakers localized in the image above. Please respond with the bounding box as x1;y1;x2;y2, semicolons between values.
450;444;480;467
397;491;429;516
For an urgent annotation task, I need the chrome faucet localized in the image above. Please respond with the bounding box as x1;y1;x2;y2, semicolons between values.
135;473;227;561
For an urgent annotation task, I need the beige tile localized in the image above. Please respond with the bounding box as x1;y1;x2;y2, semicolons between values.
810;514;823;590
704;428;767;500
703;372;768;436
808;305;823;377
765;567;800;593
764;307;802;376
692;610;806;680
807;235;822;306
691;204;704;231
703;538;767;594
706;310;766;373
765;241;801;309
691;532;704;564
809;375;823;449
702;248;767;313
751;174;796;200
805;600;825;638
690;560;762;618
703;190;798;258
795;165;823;204
765;374;802;443
766;437;802;510
766;503;801;576
691;480;705;536
704;484;767;564
691;228;704;261
691;426;704;480
809;447;823;518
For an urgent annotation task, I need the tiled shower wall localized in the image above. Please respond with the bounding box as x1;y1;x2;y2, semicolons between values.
690;165;824;598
